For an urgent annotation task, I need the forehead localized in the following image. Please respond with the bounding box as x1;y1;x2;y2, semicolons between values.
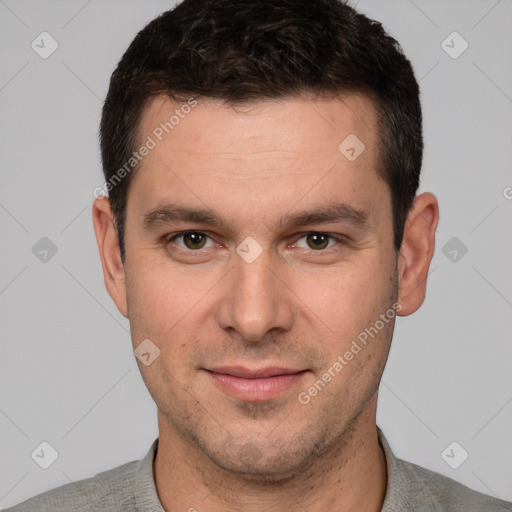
138;93;377;166
127;93;387;231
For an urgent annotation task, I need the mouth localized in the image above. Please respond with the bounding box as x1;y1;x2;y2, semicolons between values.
205;366;309;402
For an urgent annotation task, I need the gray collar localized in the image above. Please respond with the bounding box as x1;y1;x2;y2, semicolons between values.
134;438;165;511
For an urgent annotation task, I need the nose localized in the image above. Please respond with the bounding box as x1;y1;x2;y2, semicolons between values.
215;248;294;342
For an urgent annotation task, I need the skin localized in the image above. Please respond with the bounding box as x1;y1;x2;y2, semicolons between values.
93;93;439;512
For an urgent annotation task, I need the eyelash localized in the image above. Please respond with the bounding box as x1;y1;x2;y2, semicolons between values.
163;231;347;254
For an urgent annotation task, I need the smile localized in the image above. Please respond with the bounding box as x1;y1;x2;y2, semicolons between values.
205;367;309;402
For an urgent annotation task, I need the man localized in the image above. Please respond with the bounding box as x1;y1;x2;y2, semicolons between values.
7;0;511;510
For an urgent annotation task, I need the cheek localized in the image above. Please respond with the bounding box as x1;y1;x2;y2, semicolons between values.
126;271;176;339
291;258;392;339
125;253;215;339
126;263;203;388
300;260;396;406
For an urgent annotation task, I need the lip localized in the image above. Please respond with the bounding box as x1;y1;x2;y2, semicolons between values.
206;366;308;401
209;366;304;379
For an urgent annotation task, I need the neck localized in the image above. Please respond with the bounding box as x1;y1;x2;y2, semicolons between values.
154;394;387;512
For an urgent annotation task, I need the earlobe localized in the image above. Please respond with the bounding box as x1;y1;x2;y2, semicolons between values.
396;192;439;317
92;198;128;318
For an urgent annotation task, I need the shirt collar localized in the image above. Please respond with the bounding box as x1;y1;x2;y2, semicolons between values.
134;438;165;511
377;426;418;511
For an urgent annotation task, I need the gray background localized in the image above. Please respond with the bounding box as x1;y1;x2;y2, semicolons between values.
1;0;511;508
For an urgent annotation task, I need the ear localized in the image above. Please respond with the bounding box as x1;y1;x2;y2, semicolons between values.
396;192;439;316
92;197;128;318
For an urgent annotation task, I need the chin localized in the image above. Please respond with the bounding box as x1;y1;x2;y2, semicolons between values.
198;432;327;485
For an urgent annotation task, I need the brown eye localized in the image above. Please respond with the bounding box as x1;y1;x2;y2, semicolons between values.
306;233;330;250
163;231;218;262
182;231;208;249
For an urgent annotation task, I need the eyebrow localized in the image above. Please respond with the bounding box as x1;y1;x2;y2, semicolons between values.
142;201;370;232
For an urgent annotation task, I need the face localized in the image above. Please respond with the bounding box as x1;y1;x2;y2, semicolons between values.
107;94;401;480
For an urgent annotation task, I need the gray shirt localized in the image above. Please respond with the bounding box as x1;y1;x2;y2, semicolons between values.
5;427;511;511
